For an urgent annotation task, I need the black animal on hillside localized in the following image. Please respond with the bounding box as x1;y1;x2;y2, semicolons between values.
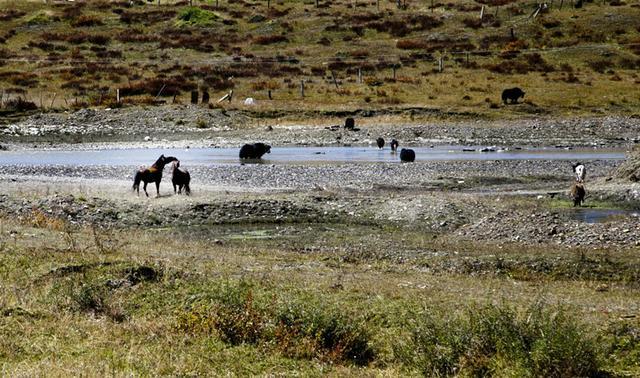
376;137;385;149
239;143;271;159
569;182;585;207
172;161;191;195
345;117;355;130
390;139;399;152
400;148;415;162
501;87;525;104
133;154;178;197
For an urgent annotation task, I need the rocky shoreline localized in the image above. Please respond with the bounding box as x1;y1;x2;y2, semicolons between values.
1;106;639;150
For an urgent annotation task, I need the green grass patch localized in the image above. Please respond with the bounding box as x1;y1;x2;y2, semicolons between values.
175;280;376;366
397;302;603;377
175;7;220;27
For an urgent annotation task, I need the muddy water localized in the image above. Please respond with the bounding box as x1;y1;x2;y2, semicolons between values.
569;208;640;223
0;146;627;166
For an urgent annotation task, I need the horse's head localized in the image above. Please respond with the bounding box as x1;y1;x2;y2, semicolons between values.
172;160;180;169
164;156;178;164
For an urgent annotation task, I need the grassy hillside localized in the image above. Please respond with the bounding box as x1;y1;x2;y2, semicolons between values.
0;0;639;119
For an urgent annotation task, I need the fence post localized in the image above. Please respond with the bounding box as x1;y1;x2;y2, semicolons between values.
116;88;120;104
300;80;305;98
438;56;444;72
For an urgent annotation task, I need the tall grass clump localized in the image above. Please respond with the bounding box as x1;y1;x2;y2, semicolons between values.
397;302;602;377
176;7;219;27
176;281;375;365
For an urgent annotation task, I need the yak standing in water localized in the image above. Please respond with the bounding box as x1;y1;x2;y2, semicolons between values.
390;139;399;152
400;148;415;162
239;143;271;159
172;161;191;195
133;155;178;197
376;137;385;149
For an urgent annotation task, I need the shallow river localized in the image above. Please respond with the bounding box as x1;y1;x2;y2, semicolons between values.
0;145;627;166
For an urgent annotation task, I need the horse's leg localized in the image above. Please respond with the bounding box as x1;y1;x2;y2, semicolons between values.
173;182;177;194
143;181;149;197
156;179;161;197
178;184;182;194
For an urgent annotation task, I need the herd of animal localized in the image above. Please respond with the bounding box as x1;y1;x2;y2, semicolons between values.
131;136;416;197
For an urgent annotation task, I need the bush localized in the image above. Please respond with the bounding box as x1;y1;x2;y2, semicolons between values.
253;35;288;45
397;303;602;377
3;98;38;111
176;281;375;365
71;15;104;27
176;7;219;27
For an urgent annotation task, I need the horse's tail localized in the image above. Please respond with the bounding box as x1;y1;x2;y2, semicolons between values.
133;170;142;192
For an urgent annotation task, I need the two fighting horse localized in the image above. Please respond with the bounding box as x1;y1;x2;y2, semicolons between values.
133;155;178;197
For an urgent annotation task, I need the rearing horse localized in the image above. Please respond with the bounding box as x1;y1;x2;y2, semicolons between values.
133;154;178;197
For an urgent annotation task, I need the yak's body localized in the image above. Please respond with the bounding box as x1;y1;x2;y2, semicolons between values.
400;148;416;162
133;155;178;197
172;161;191;195
390;139;399;152
501;87;525;104
573;162;586;183
376;137;385;149
239;143;271;159
570;183;586;207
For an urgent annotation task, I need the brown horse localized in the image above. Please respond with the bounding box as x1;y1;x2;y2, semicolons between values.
133;155;178;197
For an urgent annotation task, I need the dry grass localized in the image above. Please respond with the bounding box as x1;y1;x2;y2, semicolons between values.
0;0;638;117
0;199;639;375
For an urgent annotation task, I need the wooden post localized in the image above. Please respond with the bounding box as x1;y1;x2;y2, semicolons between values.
116;88;120;104
480;5;484;20
392;65;397;80
466;52;469;65
228;89;233;102
216;0;219;7
438;56;444;72
358;68;362;84
431;0;434;12
316;0;319;7
268;89;272;100
300;80;305;98
267;0;270;9
376;0;379;10
510;27;515;39
560;0;564;9
494;6;499;17
50;92;57;108
331;71;339;89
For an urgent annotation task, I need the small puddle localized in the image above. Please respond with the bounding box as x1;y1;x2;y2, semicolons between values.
568;208;639;224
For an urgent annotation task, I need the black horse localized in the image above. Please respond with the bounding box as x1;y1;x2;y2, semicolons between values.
133;155;178;197
172;160;191;195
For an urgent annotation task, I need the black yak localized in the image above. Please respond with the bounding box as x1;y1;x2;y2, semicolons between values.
239;143;271;159
501;87;525;104
400;148;416;162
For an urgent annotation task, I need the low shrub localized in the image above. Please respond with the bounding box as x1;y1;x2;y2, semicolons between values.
253;34;288;45
71;15;104;27
397;303;602;377
176;281;375;366
176;7;219;27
